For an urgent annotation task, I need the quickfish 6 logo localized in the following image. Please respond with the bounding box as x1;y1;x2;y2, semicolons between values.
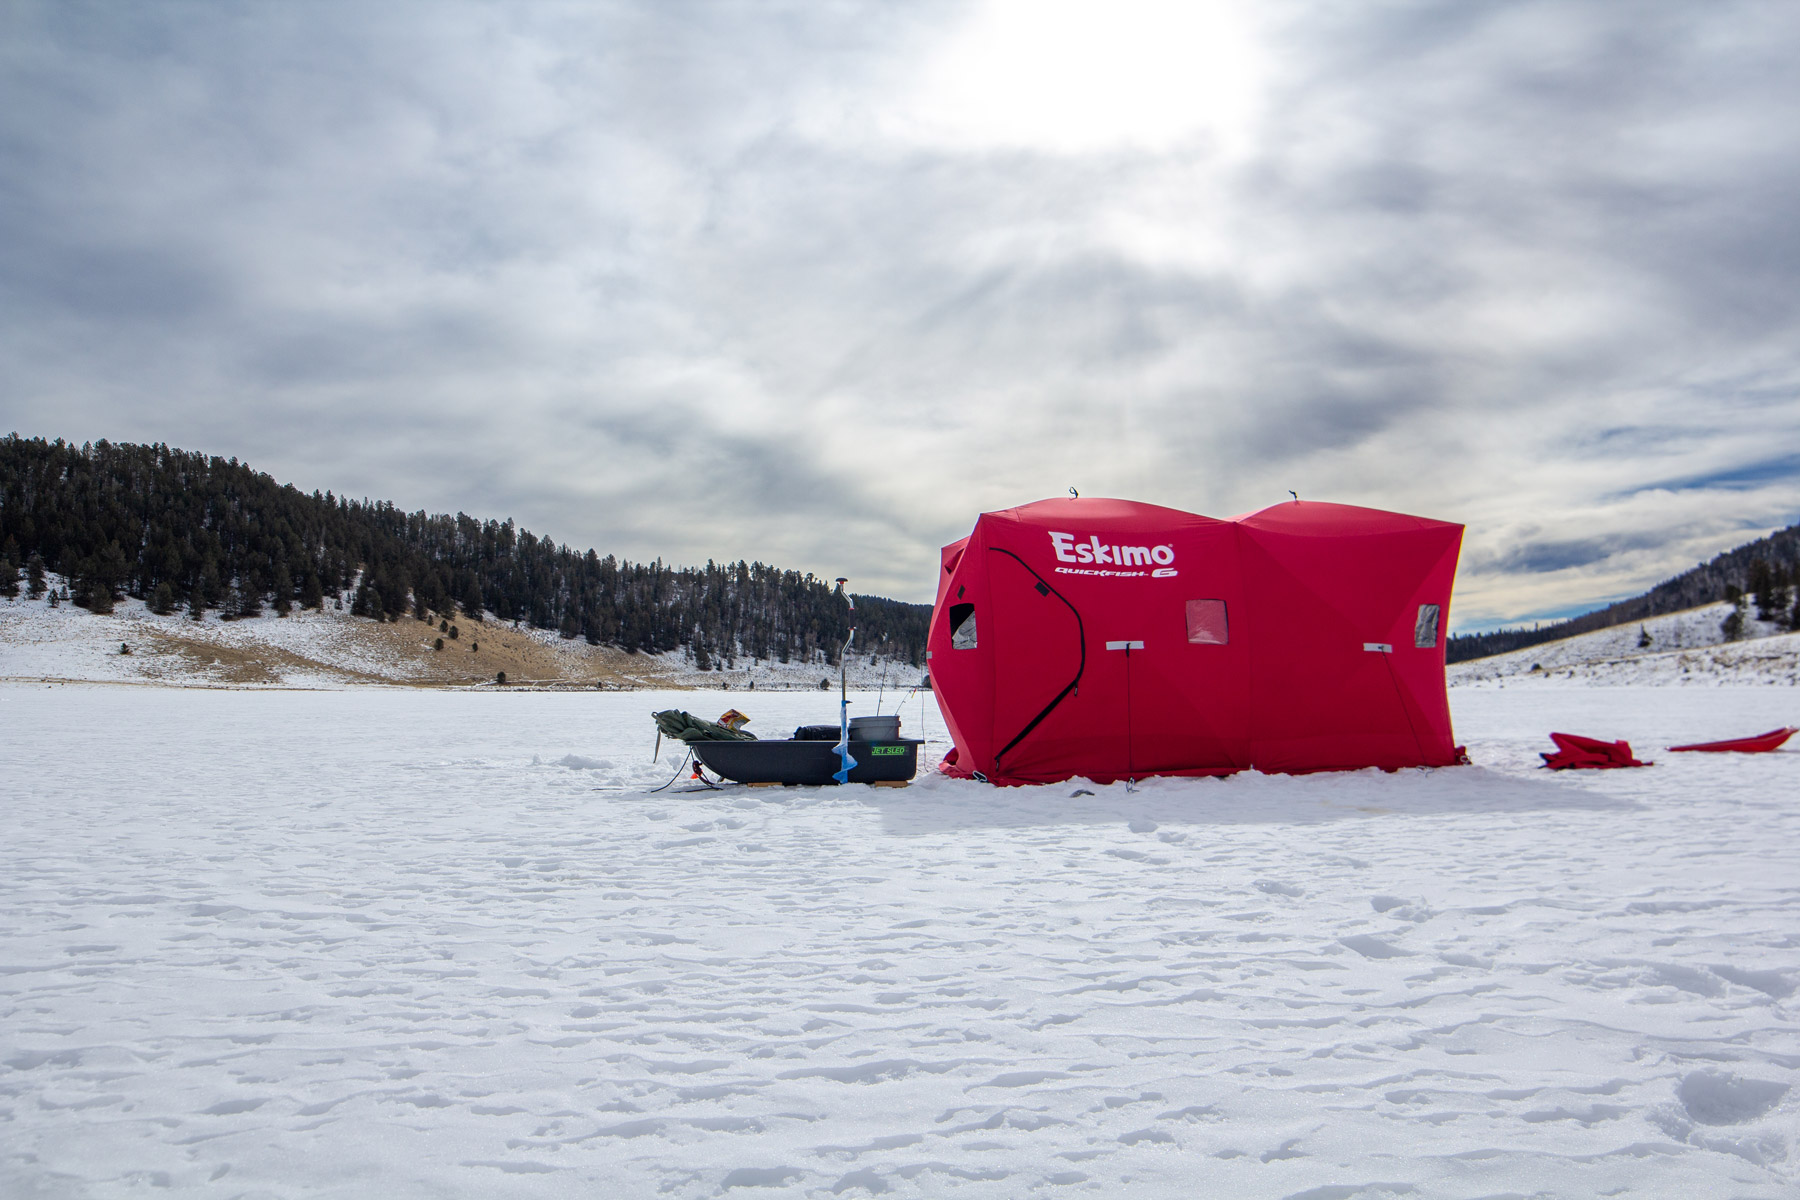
1048;532;1178;578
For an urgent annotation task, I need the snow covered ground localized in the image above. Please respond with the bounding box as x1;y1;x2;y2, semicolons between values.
1450;601;1800;687
0;583;918;691
3;684;1797;1199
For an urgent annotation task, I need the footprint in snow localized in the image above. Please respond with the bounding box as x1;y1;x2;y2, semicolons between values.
1339;934;1413;959
1678;1071;1789;1125
1372;894;1432;920
1106;848;1170;864
720;1166;804;1189
1710;964;1796;998
830;1168;888;1194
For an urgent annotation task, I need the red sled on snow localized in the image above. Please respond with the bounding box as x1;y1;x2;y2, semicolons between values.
1667;727;1798;754
1540;732;1650;770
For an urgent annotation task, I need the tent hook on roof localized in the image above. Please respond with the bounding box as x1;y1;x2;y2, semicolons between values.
1069;487;1079;499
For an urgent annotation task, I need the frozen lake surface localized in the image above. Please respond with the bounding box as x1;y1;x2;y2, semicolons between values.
2;683;1797;1198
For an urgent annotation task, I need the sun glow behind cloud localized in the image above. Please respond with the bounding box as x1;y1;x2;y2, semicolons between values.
893;0;1268;157
6;1;1800;624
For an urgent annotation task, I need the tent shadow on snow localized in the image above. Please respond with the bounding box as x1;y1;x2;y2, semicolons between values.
859;766;1636;835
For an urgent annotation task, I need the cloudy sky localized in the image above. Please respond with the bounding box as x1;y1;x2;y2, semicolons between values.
4;0;1799;627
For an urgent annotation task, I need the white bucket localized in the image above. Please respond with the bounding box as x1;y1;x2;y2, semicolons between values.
849;715;901;742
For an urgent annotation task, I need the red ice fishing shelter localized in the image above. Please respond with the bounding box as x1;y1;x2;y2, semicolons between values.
928;497;1464;784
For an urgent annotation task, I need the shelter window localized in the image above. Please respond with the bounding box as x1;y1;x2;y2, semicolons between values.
1185;599;1228;645
949;603;977;650
1414;604;1440;648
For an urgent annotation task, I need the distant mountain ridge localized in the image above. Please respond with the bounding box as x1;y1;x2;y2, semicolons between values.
1448;521;1800;662
0;435;928;669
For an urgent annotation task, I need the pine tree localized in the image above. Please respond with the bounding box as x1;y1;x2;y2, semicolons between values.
1722;592;1747;642
272;562;293;616
1637;624;1651;649
352;575;378;617
237;575;263;618
26;552;46;599
1764;566;1795;626
1752;559;1787;621
219;577;241;620
81;573;115;614
300;572;324;610
150;581;174;614
0;557;17;599
77;542;129;614
385;575;409;621
200;562;223;610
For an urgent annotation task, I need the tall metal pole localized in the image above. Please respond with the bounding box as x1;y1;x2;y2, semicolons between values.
833;578;857;784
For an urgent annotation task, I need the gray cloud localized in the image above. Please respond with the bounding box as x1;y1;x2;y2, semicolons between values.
4;0;1800;618
1468;528;1678;576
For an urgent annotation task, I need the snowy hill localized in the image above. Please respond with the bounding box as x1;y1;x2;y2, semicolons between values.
11;581;1800;691
0;580;920;690
1450;601;1800;686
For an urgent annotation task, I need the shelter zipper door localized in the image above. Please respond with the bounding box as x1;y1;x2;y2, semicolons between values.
986;548;1085;777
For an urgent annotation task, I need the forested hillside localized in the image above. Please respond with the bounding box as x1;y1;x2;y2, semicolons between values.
1448;523;1800;662
0;436;927;666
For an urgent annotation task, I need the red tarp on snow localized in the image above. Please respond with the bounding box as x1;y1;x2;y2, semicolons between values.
1539;732;1650;770
928;497;1465;784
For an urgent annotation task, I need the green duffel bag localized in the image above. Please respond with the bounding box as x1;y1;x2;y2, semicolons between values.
651;709;757;742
